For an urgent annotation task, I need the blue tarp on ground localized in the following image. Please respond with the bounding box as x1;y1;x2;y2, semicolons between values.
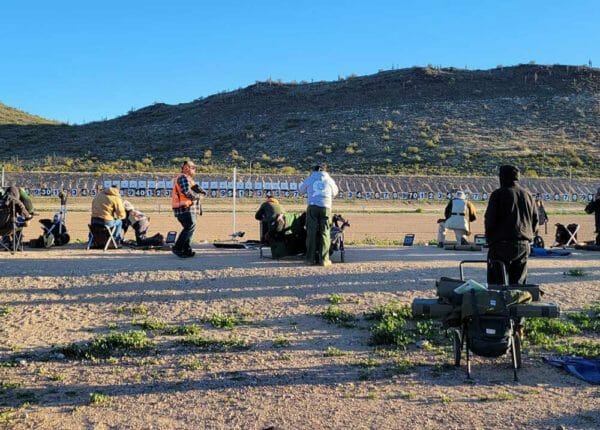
530;247;571;257
544;356;600;384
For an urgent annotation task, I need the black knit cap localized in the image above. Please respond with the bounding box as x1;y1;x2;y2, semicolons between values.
499;165;519;182
314;165;324;172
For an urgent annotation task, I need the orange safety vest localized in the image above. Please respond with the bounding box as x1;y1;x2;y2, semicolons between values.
171;173;196;209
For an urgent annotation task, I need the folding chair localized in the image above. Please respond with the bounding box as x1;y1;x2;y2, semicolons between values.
552;223;580;247
0;227;24;254
564;224;580;247
87;223;119;251
0;208;25;255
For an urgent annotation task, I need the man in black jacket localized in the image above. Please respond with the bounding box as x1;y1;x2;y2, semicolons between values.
584;187;600;245
485;165;538;285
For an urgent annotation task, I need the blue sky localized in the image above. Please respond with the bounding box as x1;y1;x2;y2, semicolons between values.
2;0;598;124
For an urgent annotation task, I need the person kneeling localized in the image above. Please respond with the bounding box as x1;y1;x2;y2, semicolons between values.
122;201;164;247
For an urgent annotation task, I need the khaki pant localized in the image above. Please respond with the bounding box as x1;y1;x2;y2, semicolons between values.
305;205;331;264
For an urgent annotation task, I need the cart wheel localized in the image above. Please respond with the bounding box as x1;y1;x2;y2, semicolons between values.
60;233;70;245
452;329;462;367
512;332;522;369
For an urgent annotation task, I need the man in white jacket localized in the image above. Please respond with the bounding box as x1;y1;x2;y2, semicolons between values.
298;165;339;266
444;190;477;245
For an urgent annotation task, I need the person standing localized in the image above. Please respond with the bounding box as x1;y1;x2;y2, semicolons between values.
91;185;126;242
171;160;205;258
584;187;600;245
485;165;538;285
444;190;476;245
298;165;339;266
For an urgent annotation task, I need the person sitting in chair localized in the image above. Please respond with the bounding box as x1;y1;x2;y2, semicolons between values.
255;194;284;243
91;185;125;242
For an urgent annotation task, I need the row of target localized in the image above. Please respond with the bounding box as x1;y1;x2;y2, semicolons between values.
26;187;597;202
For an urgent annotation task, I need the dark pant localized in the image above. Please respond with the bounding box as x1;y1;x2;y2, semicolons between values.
133;219;150;243
487;240;530;285
174;211;196;252
305;205;331;264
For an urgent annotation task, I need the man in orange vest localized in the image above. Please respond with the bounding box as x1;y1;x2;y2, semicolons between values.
171;160;206;258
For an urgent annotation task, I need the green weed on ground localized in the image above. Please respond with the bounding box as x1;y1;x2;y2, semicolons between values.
272;336;291;348
366;301;446;349
207;313;240;329
566;304;600;333
524;308;600;357
132;319;202;336
180;335;249;351
328;293;344;304
116;304;149;316
324;347;348;357
89;392;111;406
58;330;153;359
365;301;412;321
322;305;355;327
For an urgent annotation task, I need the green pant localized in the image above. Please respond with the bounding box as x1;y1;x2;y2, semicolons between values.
305;205;331;264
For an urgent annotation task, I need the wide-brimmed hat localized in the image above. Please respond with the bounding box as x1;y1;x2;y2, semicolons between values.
123;200;134;211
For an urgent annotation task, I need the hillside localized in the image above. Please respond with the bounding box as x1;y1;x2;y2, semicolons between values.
0;102;59;126
0;64;599;177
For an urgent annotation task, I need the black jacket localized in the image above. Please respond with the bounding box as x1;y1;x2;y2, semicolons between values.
485;171;538;245
585;198;600;232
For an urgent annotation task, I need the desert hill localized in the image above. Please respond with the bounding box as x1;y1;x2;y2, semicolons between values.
0;102;59;126
0;64;598;177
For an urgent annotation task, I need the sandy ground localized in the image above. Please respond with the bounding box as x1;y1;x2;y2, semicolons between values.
1;201;599;429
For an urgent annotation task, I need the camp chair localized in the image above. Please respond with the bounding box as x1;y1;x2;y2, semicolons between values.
563;224;580;246
0;218;25;254
0;199;25;255
87;223;119;251
552;223;580;247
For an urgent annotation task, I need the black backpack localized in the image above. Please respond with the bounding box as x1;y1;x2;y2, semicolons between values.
464;290;513;358
137;233;165;247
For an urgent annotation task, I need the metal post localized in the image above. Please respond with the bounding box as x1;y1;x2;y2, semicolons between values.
233;167;237;236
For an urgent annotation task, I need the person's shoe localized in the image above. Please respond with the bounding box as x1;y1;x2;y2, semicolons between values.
182;249;196;257
172;248;192;258
320;260;333;267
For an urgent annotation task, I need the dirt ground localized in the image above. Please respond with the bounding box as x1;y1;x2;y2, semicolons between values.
1;200;599;429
